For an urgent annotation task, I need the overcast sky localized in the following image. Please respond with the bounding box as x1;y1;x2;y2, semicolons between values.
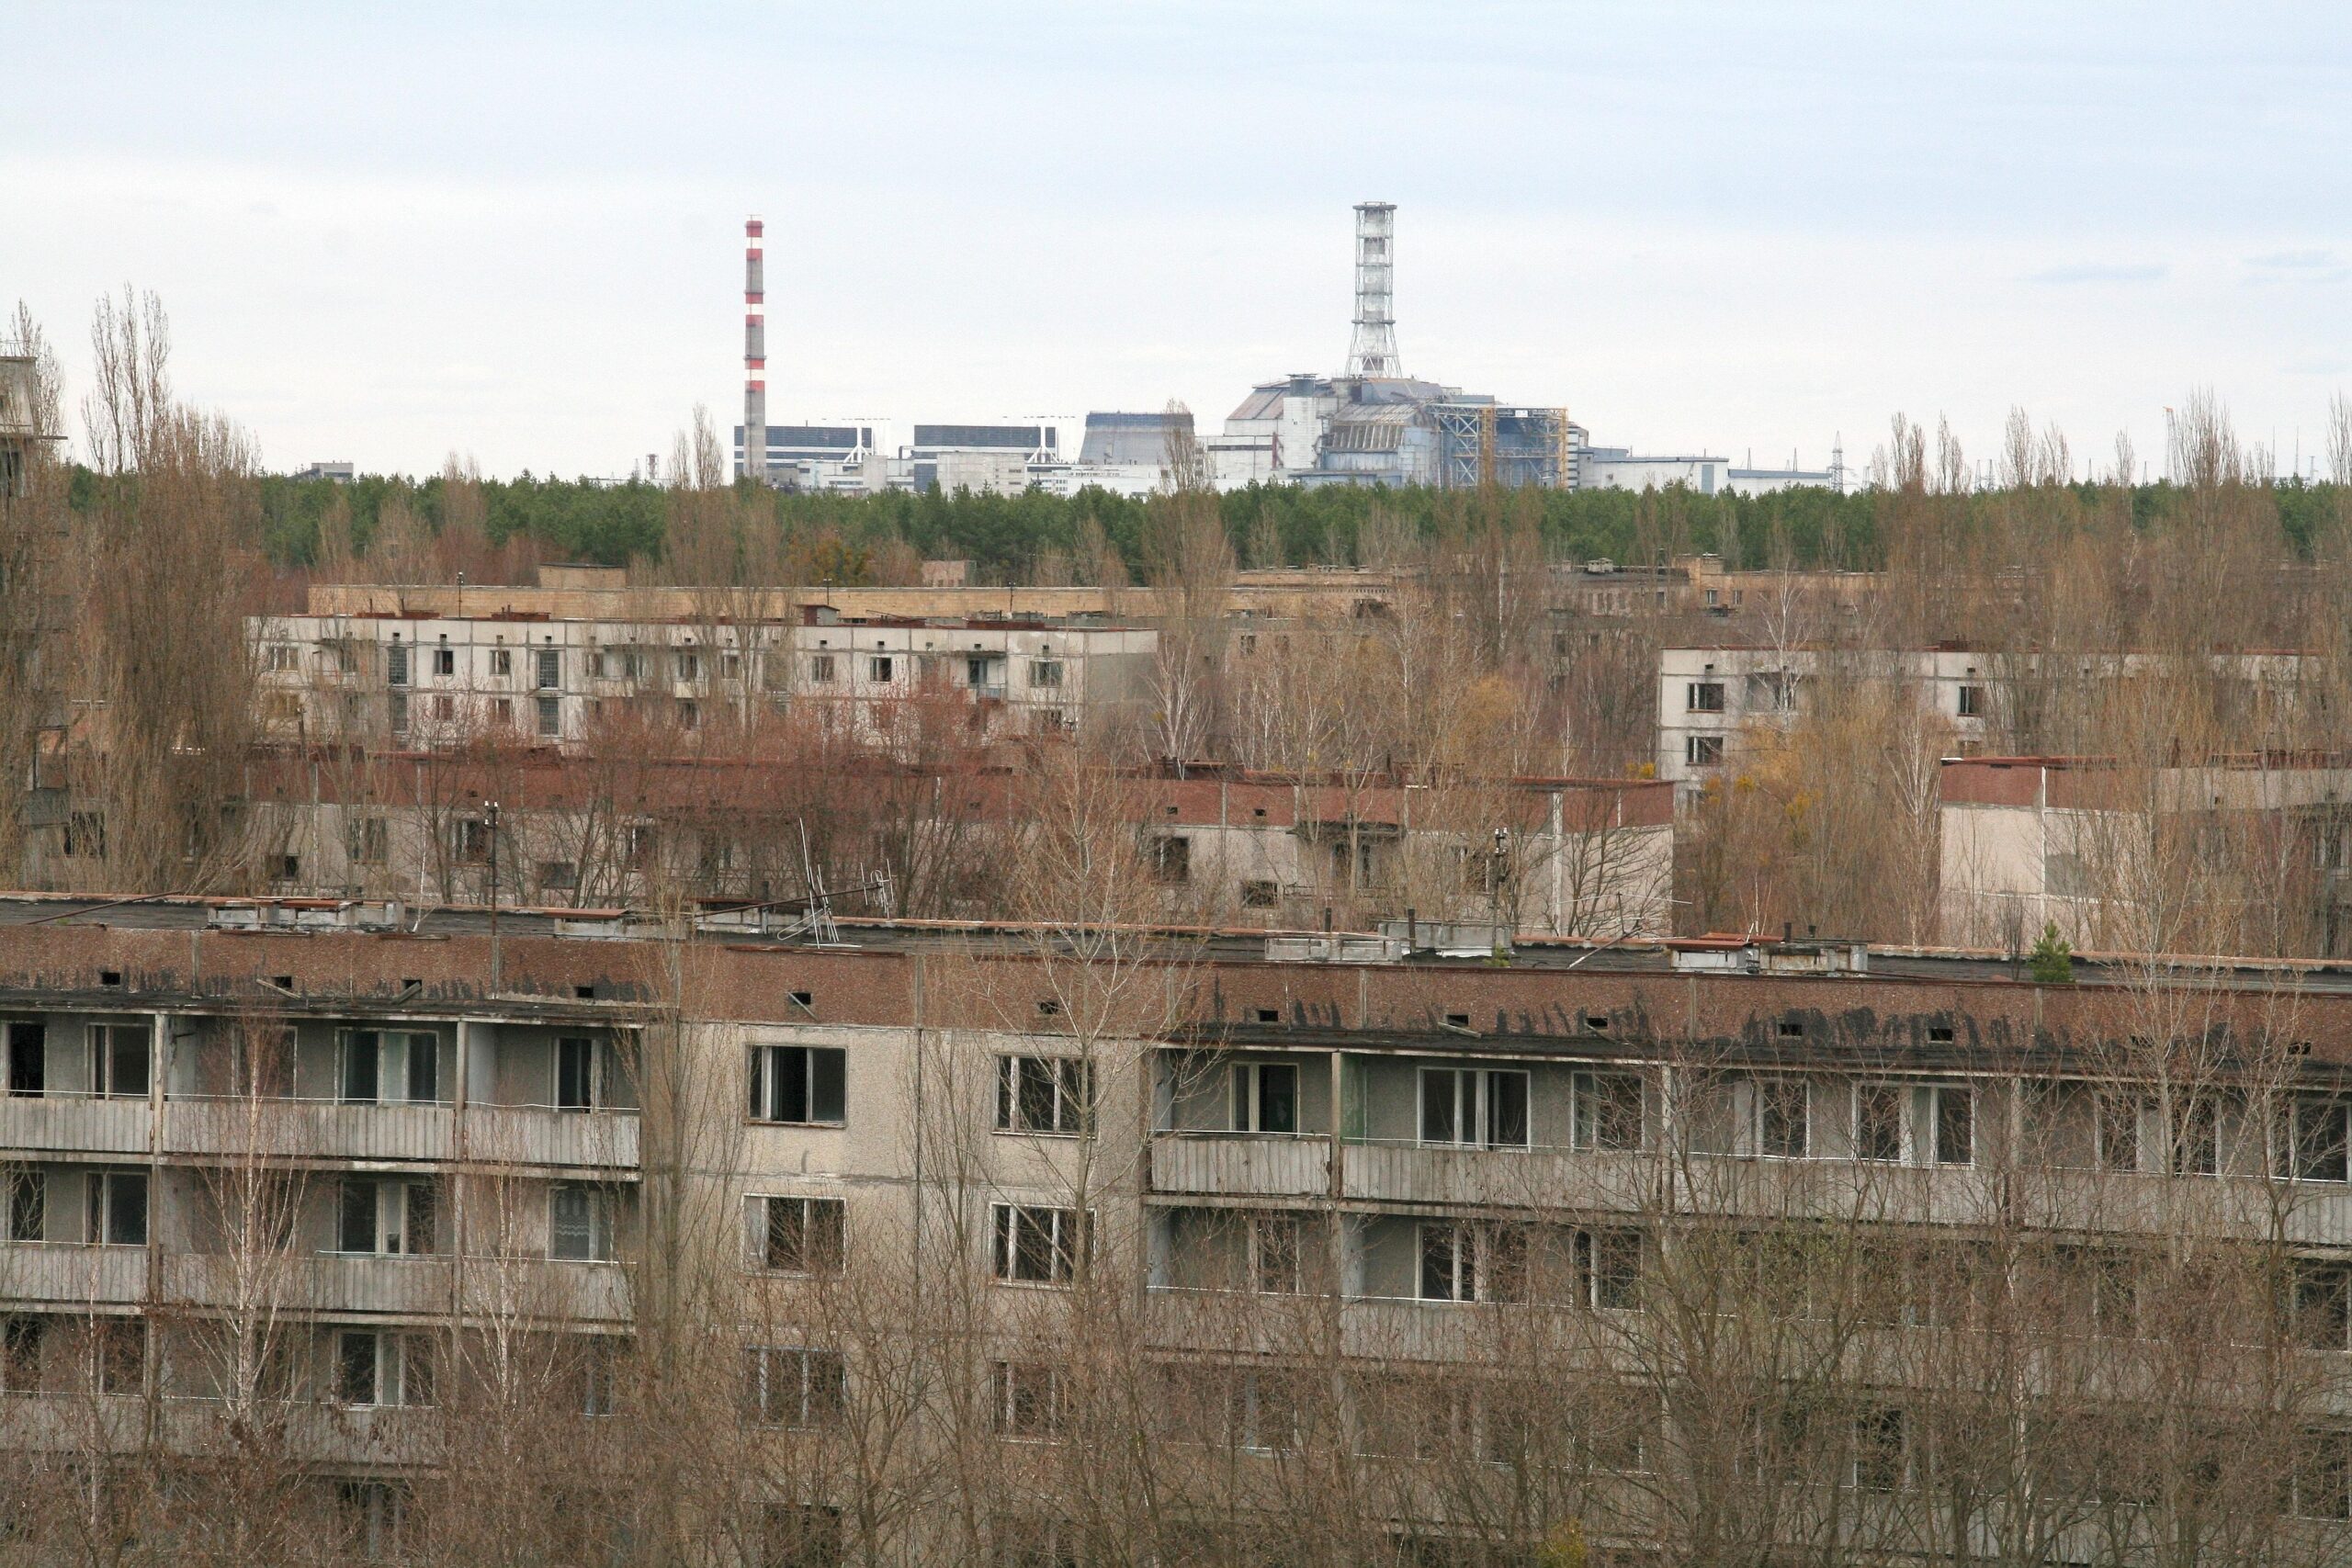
7;2;2350;480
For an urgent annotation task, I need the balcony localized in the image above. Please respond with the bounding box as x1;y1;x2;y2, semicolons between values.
0;1095;152;1156
1149;1134;1328;1199
461;1105;639;1171
1342;1142;1652;1212
0;1243;149;1305
164;1099;455;1164
158;1252;630;1324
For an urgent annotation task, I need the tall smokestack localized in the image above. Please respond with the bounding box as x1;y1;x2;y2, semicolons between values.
744;216;767;483
1345;200;1402;380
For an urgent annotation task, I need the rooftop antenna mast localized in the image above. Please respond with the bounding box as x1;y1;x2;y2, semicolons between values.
1345;201;1403;379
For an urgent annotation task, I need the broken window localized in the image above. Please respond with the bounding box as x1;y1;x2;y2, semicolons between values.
754;1196;846;1275
4;1166;44;1241
748;1045;847;1125
1957;683;1985;717
1240;878;1278;908
386;643;410;688
1151;834;1190;884
990;1360;1064;1439
995;1055;1091;1135
991;1204;1088;1284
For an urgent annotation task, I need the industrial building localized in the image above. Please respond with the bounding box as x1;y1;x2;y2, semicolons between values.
1;903;2349;1560
1209;204;1583;492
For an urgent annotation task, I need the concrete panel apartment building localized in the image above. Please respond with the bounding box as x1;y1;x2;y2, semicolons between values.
3;899;2352;1561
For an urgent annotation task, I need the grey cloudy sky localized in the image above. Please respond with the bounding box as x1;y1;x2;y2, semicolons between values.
6;1;2350;479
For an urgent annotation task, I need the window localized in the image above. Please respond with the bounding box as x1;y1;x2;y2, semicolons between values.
2290;1098;2350;1182
387;643;410;688
1930;1085;1973;1166
453;817;490;864
1250;1212;1304;1294
2171;1095;2220;1177
556;1036;612;1111
96;1317;143;1396
2097;1093;2143;1171
337;1330;434;1407
1579;1227;1643;1310
550;1183;618;1261
432;647;455;678
335;1479;413;1562
990;1360;1064;1439
1755;1078;1808;1158
2;1314;44;1393
676;698;699;730
996;1055;1092;1136
2296;1261;2352;1351
1850;1407;1909;1491
491;649;512;678
761;1505;844;1567
1240;879;1278;909
1957;683;1985;718
265;644;300;673
624;822;658;866
868;656;894;683
1231;1063;1298;1134
4;1165;44;1241
339;1031;439;1105
1419;1067;1530;1148
1686;681;1725;713
537;859;579;891
2295;1431;2352;1519
338;1178;435;1255
1685;735;1724;767
1572;1072;1643;1152
1030;658;1064;688
388;691;409;736
535;648;560;690
808;655;836;685
675;649;699;683
345;814;389;866
1419;1220;1530;1303
5;1023;40;1096
749;1045;847;1125
1853;1083;1904;1163
1151;834;1190;884
536;694;561;737
755;1195;846;1275
277;852;304;882
86;1170;146;1247
90;1024;150;1100
746;1346;845;1428
991;1204;1087;1285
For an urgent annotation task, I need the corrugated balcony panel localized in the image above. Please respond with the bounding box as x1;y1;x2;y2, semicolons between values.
459;1259;631;1325
1342;1144;1654;1213
2017;1168;2352;1243
1149;1134;1327;1198
0;1243;149;1305
0;1096;152;1156
164;1253;455;1316
164;1100;455;1164
460;1107;640;1170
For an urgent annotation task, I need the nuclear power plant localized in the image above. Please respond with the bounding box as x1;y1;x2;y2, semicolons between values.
732;201;1837;498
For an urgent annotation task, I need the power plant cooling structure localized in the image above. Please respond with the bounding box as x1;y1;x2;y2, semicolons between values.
1345;200;1402;379
743;216;766;483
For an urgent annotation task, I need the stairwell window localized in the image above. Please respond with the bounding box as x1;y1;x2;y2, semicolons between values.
748;1045;847;1126
753;1195;845;1276
996;1055;1092;1136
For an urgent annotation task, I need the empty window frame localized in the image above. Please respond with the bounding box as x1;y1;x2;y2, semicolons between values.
745;1346;846;1428
1685;734;1724;767
748;1045;847;1126
6;1022;42;1096
753;1195;846;1276
1030;658;1065;688
1151;834;1191;884
1928;1084;1974;1166
336;1330;435;1408
1577;1227;1643;1310
386;643;410;688
86;1170;147;1247
1686;681;1725;713
989;1359;1064;1439
996;1055;1092;1136
991;1203;1088;1285
1418;1066;1530;1149
1572;1071;1644;1152
90;1024;151;1100
338;1178;435;1256
1231;1062;1298;1134
549;1183;618;1261
338;1030;439;1105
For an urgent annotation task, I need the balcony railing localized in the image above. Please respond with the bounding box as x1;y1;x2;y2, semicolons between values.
164;1099;455;1163
0;1242;150;1305
461;1105;639;1170
1149;1133;1328;1198
0;1094;152;1156
159;1251;630;1323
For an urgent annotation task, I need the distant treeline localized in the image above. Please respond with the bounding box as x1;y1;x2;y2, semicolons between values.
67;465;2352;584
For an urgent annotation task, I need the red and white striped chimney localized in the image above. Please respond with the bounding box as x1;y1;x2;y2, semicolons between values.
744;216;766;483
